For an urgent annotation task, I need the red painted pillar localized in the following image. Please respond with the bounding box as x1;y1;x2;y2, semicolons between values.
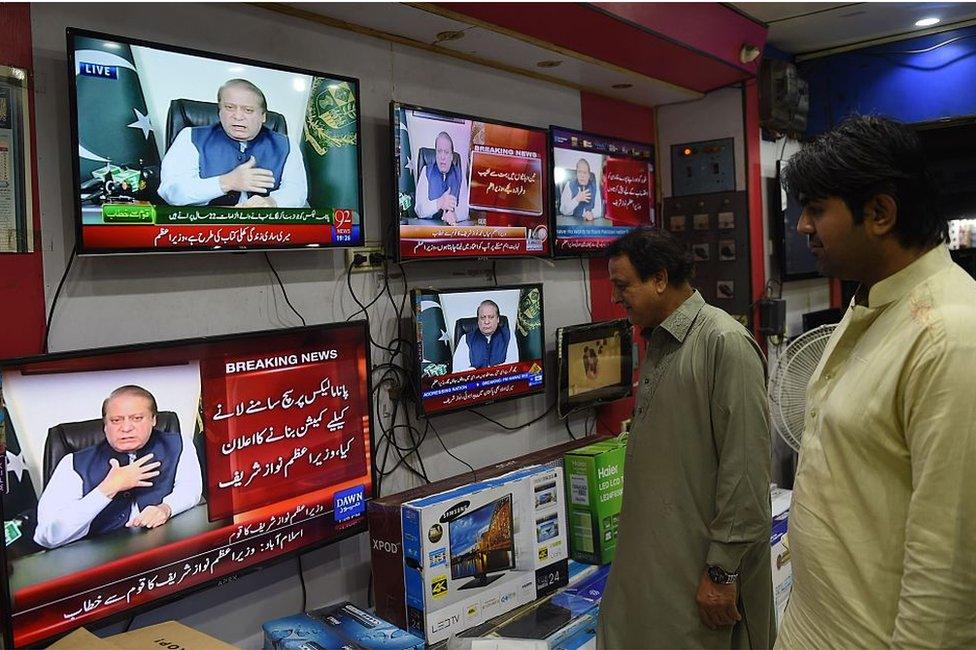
743;79;766;341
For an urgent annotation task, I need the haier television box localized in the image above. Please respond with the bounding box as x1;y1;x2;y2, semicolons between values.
564;437;627;564
368;438;599;631
401;464;569;644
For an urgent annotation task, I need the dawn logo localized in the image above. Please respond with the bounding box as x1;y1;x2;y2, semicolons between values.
334;485;365;522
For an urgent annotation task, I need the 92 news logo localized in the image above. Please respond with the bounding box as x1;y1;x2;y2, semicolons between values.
333;209;353;235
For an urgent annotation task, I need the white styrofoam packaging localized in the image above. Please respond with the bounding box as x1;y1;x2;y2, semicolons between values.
401;464;569;644
770;487;793;629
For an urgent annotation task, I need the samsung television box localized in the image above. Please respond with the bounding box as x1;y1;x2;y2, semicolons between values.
563;437;626;564
770;487;793;629
401;464;569;644
262;602;424;650
369;437;599;630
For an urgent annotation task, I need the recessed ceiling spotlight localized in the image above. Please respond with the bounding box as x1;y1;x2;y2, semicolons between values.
915;17;941;27
537;60;562;68
435;30;465;43
612;83;633;89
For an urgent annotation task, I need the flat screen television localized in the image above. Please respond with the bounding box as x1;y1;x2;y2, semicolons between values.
68;28;364;254
550;126;655;257
556;319;633;418
0;322;373;647
392;102;551;260
411;284;545;417
448;493;514;590
772;161;820;280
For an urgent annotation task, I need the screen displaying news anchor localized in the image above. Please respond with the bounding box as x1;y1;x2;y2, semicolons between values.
550;126;655;257
393;102;551;259
0;324;373;648
413;285;545;416
69;29;363;253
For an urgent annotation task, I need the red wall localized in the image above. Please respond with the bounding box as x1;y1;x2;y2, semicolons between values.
0;3;46;358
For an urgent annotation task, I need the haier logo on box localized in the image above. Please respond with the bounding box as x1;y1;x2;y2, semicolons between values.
334;485;365;522
78;62;119;79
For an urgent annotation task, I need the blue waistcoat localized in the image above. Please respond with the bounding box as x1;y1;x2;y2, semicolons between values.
191;123;289;206
425;162;462;219
466;324;510;369
73;429;183;538
567;176;596;218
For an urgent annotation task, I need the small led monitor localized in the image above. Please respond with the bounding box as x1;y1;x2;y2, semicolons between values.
449;493;515;590
68;28;364;254
392;102;551;259
550;126;655;257
0;323;373;647
557;319;633;418
412;284;545;417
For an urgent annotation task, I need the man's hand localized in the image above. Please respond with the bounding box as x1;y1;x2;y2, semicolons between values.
128;503;172;529
583;210;595;221
696;570;741;630
98;454;160;499
436;189;457;212
442;208;458;225
574;187;591;204
219;156;275;194
243;194;277;208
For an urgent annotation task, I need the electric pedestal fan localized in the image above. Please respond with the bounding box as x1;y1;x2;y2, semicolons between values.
768;324;838;452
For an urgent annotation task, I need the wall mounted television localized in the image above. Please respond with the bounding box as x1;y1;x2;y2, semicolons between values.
556;319;633;418
550;126;655;257
411;284;545;416
392;102;551;260
0;322;373;647
68;28;364;254
448;493;515;590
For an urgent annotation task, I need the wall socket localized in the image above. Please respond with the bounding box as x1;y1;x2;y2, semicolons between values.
345;246;385;273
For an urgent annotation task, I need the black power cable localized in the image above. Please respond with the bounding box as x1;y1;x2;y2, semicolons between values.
297;553;308;612
467;400;556;431
264;252;307;327
43;244;78;353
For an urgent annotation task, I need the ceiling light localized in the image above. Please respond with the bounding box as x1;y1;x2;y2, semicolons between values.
739;44;761;64
915;17;940;27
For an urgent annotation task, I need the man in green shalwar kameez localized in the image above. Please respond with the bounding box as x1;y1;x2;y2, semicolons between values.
597;229;775;649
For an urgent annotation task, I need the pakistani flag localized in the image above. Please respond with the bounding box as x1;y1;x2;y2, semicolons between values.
301;78;360;211
515;287;544;361
2;406;39;549
418;295;451;377
395;107;416;219
74;36;160;182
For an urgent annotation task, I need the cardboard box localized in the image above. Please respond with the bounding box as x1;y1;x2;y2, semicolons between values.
49;621;237;650
563;438;627;564
369;437;604;629
770;487;793;629
401;464;570;644
262;601;424;649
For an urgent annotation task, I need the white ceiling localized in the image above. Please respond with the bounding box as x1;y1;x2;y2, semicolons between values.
731;2;976;56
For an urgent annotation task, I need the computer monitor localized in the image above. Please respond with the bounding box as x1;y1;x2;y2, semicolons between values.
557;319;633;418
448;493;515;590
0;322;373;647
411;284;545;417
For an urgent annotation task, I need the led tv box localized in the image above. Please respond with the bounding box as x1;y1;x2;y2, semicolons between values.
262;601;423;650
0;323;373;647
400;464;569;644
68;28;364;253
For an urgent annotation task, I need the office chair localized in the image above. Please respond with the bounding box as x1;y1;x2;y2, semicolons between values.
165;99;288;151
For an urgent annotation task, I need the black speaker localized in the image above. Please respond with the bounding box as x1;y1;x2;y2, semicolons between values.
758;298;787;336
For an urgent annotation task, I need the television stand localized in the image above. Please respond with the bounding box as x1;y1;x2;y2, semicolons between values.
457;572;504;590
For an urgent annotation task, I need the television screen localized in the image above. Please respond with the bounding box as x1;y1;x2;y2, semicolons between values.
392;102;550;259
68;28;364;254
448;493;514;582
550;127;655;257
557;319;633;418
0;323;373;647
412;284;545;417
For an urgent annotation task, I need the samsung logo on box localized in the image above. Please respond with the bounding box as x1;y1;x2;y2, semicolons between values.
334;485;365;522
78;62;118;79
439;500;471;523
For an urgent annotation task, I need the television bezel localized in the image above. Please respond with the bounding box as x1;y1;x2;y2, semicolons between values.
556;318;634;419
448;492;516;581
410;282;547;418
391;101;552;262
67;27;366;256
548;125;656;259
0;320;375;648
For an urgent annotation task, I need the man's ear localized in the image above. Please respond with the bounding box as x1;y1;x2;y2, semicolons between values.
652;268;669;294
863;194;897;237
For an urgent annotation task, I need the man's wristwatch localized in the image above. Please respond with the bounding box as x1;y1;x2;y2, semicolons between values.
707;565;739;585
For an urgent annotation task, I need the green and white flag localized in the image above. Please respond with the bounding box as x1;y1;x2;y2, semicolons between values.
396;106;416;219
418;295;451;376
516;286;544;360
301;78;360;211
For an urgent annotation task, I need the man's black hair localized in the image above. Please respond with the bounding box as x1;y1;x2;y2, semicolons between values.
102;385;159;418
781;115;946;249
217;79;267;113
606;227;693;285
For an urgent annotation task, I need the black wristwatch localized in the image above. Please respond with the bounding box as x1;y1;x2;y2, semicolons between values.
707;565;738;585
